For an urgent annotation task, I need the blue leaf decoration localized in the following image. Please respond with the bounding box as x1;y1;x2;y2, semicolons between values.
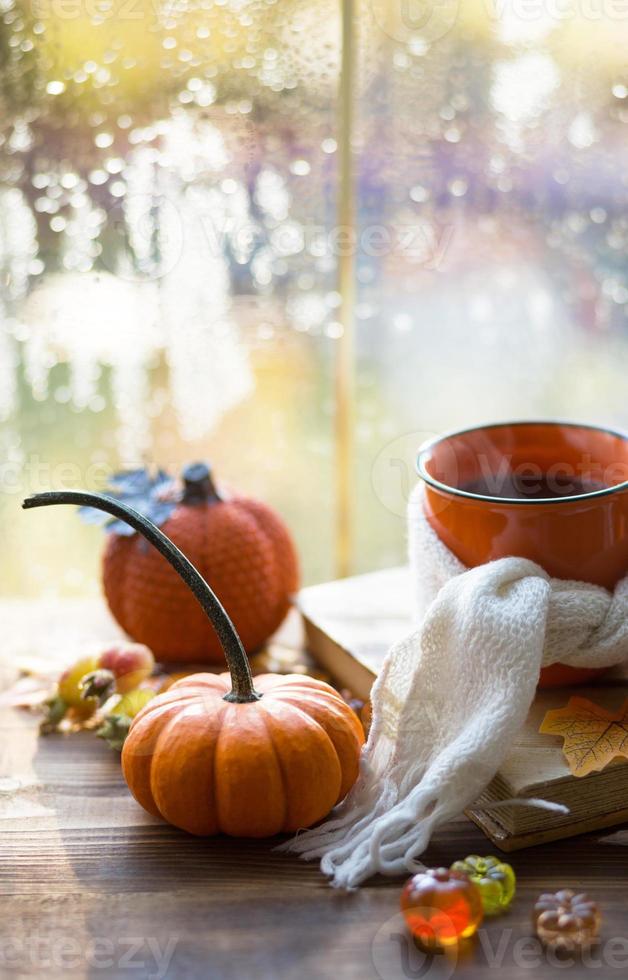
108;469;153;495
78;504;112;526
78;468;179;534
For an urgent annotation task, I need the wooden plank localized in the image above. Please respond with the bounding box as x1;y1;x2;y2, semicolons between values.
2;599;628;978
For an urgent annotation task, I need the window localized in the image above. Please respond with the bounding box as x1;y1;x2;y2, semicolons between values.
2;0;628;594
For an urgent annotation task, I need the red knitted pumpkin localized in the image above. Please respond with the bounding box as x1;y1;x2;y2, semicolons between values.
102;464;299;663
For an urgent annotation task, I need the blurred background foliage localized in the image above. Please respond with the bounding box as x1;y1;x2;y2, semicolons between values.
2;0;628;595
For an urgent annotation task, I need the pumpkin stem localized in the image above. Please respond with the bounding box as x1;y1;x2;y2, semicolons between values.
22;491;261;704
181;462;222;504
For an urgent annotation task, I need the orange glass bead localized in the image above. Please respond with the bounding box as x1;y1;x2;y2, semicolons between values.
533;890;601;953
401;868;484;948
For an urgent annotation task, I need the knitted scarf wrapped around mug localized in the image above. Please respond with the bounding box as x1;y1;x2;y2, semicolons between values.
280;483;628;888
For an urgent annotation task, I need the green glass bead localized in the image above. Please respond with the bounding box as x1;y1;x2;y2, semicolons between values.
450;855;516;915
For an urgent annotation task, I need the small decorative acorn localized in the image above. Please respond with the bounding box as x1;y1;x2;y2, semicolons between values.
82;463;299;663
23;490;364;837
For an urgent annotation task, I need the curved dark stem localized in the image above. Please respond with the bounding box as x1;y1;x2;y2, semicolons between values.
23;491;260;703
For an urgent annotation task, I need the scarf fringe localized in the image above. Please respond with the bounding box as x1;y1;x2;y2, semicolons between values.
280;484;628;889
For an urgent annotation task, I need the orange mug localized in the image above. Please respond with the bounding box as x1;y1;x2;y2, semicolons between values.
417;420;628;687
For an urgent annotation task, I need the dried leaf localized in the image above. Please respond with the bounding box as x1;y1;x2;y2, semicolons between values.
0;676;52;709
539;696;628;777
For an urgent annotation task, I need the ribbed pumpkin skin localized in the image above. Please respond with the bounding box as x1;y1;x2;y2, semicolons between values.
102;496;299;663
121;673;365;837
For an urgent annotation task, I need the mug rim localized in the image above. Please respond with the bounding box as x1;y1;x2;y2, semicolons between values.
416;418;628;505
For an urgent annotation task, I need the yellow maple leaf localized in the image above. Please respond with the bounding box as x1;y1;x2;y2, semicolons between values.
539;696;628;778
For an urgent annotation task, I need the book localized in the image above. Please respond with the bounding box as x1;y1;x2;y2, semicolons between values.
297;566;413;701
298;566;628;850
468;684;628;850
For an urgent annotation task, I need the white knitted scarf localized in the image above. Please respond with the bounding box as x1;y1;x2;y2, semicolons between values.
281;482;628;888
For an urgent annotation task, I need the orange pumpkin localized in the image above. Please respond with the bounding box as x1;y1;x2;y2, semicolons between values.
122;672;363;836
23;488;364;837
102;464;299;663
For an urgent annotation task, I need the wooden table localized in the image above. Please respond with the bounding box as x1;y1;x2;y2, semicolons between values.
2;601;628;979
